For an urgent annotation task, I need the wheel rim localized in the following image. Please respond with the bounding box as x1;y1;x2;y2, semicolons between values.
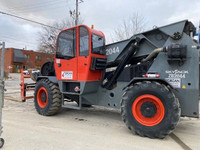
132;94;165;126
37;87;48;108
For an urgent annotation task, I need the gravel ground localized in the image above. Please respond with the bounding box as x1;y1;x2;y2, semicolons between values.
1;73;200;150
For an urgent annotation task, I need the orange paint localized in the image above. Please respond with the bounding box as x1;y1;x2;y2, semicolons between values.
37;87;48;108
54;25;106;82
132;94;165;126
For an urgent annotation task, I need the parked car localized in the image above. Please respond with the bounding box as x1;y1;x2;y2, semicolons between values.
23;69;40;75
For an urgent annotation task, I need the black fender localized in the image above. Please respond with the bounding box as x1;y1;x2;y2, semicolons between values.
36;76;58;84
123;77;174;90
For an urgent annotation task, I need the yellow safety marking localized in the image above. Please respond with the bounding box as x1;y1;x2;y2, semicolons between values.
182;85;186;89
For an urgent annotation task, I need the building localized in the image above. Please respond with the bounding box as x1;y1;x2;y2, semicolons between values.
0;48;54;73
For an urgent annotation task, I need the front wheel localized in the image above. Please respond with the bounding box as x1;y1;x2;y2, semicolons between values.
34;79;62;116
121;81;180;138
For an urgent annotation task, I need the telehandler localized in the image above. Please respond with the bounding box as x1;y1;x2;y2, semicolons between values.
32;20;199;138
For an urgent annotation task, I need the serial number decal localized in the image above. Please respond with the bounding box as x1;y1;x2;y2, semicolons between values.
165;70;188;78
106;47;120;55
61;71;73;79
166;78;181;88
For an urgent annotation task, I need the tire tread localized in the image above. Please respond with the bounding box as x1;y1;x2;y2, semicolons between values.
34;79;62;116
120;81;180;139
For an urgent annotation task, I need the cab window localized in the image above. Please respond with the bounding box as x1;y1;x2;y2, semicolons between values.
56;29;76;59
92;34;105;55
79;27;89;56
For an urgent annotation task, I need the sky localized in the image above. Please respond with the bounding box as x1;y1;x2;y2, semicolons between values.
0;0;200;50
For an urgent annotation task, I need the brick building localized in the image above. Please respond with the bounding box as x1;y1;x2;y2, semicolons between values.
0;48;54;73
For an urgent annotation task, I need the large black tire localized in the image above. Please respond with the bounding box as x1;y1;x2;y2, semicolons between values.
41;62;55;76
121;81;181;138
34;79;62;116
0;138;4;148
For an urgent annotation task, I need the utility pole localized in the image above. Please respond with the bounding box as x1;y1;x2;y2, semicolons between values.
70;0;84;26
75;0;78;26
0;41;5;148
0;42;5;79
199;20;200;43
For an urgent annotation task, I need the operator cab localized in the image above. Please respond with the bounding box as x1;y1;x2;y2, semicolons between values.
54;25;106;82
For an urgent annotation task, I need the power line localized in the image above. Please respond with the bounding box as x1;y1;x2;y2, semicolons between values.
9;0;67;12
0;39;37;49
7;0;66;10
0;10;61;30
3;8;50;24
3;0;73;19
1;1;74;24
0;36;37;47
0;35;38;45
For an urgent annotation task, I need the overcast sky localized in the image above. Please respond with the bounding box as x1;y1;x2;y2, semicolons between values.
0;0;200;50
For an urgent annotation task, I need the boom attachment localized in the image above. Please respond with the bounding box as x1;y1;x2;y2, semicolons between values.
102;38;141;90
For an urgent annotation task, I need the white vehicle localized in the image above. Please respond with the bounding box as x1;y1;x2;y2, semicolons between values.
23;69;40;75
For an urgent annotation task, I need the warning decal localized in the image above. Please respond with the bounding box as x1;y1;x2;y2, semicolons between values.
165;78;181;88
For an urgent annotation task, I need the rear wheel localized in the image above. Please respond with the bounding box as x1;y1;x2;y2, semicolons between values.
34;79;62;116
121;81;180;138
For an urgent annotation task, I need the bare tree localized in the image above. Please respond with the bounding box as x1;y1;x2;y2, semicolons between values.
111;13;146;42
38;18;83;54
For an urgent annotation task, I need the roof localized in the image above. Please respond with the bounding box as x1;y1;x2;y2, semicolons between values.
13;49;24;63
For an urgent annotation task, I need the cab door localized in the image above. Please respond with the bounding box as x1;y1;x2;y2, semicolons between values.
54;28;78;81
77;26;90;81
77;26;106;81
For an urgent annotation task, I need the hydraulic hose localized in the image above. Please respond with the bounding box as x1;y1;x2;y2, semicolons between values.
141;48;164;62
